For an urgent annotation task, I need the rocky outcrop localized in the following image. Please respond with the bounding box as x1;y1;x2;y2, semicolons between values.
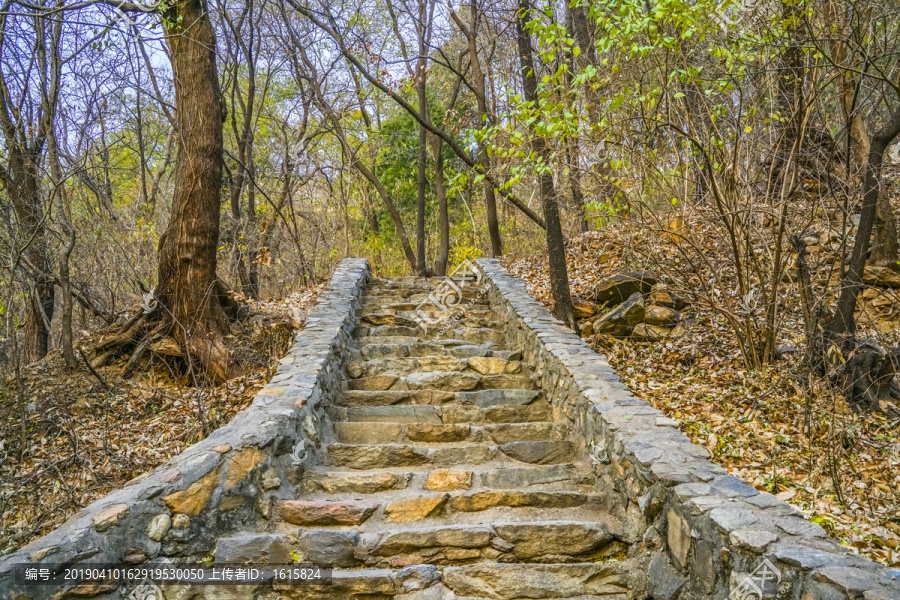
581;280;688;340
593;292;645;337
594;271;657;306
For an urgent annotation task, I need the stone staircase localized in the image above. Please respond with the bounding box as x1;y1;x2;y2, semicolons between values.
214;277;639;599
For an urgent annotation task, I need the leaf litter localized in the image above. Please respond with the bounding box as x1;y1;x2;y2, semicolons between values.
506;228;900;566
0;285;324;556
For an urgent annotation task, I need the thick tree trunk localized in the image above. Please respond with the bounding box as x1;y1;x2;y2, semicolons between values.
515;0;575;329
8;152;54;363
156;0;238;384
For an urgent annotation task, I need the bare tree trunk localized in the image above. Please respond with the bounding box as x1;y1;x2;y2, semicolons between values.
433;136;450;276
147;128;175;214
156;0;238;383
515;0;575;329
416;91;428;275
827;1;898;267
451;0;503;256
48;122;76;368
828;107;900;337
7;155;55;363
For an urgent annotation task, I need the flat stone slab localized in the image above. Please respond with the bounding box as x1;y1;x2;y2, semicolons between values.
281;499;380;526
303;471;411;494
344;405;441;424
494;522;613;560
499;441;575;464
327;444;430;469
442;563;629;599
374;525;493;555
456;389;540;408
479;464;580;489
406;371;480;391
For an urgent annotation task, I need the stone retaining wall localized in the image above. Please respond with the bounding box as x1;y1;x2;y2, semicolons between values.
0;258;371;598
476;257;900;600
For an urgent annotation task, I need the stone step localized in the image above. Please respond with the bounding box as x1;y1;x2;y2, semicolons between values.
268;562;632;599
442;562;630;599
335;389;455;407
290;489;605;517
326;441;576;469
275;565;441;599
359;306;496;319
335;388;539;408
301;463;590;495
331;401;552;425
348;356;526;378
357;336;492;348
345;372;536;393
366;521;617;565
364;290;486;304
359;341;512;361
218;522;619;570
333;421;563;445
355;326;505;345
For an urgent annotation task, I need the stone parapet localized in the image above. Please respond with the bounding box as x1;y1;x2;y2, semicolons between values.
476;257;900;600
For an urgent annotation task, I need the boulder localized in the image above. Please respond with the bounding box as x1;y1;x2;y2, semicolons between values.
594;271;656;306
644;305;682;326
593;292;645;337
572;301;598;318
632;323;671;342
649;283;689;310
863;266;900;289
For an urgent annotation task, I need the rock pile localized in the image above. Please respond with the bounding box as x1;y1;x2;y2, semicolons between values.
576;272;689;341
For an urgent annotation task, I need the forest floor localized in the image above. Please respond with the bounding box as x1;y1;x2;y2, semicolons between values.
0;285;324;555
505;226;900;567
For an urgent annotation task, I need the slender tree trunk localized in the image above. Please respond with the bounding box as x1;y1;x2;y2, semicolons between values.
135;85;150;212
147;128;175;214
827;1;898;267
515;0;575;329
156;0;238;383
48;125;77;368
98;115;116;219
246;152;260;295
828;107;900;337
432;136;450;276
777;0;806;168
416;86;428;275
455;0;502;256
